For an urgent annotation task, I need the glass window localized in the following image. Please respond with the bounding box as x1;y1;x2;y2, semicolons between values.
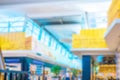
38;28;43;40
10;22;24;27
50;39;54;49
88;14;96;28
41;31;45;42
32;31;37;36
32;33;38;39
0;17;9;22
65;52;69;58
10;27;23;32
68;53;73;60
26;27;32;31
9;17;25;22
33;22;38;27
56;43;58;49
61;49;66;56
0;27;8;32
57;45;61;54
44;34;49;46
0;22;8;27
32;26;40;39
27;21;33;31
48;37;51;46
87;12;107;28
52;40;57;50
25;29;32;37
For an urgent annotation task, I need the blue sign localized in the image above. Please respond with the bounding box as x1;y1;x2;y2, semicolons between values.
32;60;44;65
5;59;21;63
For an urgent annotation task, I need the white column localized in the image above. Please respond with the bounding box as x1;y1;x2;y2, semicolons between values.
116;53;120;79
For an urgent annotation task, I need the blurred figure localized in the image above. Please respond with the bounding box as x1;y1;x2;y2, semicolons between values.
66;77;70;80
61;75;65;80
66;72;70;80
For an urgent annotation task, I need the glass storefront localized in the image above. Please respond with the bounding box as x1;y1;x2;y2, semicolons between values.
4;57;44;80
92;55;116;80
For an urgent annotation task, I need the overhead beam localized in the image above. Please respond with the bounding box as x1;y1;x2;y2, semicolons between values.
71;48;115;56
0;0;110;5
2;50;58;66
2;50;71;68
0;1;110;18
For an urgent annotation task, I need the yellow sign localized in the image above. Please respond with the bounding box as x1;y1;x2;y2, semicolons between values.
0;32;32;50
72;28;107;48
99;65;116;73
108;0;120;26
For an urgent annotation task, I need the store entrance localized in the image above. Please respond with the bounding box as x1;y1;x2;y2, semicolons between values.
92;55;116;80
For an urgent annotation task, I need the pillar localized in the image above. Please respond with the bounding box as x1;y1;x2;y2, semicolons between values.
82;55;91;80
116;53;120;79
21;58;29;80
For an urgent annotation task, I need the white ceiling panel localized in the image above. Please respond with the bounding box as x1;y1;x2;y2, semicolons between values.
0;1;111;18
0;0;111;5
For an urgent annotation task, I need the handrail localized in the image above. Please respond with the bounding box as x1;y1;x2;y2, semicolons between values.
0;69;30;74
0;69;33;80
0;69;43;76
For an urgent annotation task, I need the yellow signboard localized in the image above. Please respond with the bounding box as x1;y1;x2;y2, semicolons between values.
99;65;116;73
108;0;120;26
72;28;107;48
0;32;32;50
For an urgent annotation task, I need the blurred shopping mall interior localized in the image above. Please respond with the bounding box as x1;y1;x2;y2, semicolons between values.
0;0;120;80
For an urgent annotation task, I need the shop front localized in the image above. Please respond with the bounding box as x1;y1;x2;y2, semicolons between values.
92;55;116;80
4;57;44;80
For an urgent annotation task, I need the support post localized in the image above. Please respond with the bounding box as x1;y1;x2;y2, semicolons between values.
82;55;91;80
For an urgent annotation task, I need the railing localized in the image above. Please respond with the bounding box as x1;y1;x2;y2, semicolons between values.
0;69;39;80
0;69;29;80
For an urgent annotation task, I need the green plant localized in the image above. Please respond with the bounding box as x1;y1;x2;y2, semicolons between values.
71;69;78;77
51;65;61;77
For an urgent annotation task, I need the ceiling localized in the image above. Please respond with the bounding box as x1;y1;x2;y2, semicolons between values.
0;0;111;5
0;0;111;18
34;15;85;49
0;0;112;50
